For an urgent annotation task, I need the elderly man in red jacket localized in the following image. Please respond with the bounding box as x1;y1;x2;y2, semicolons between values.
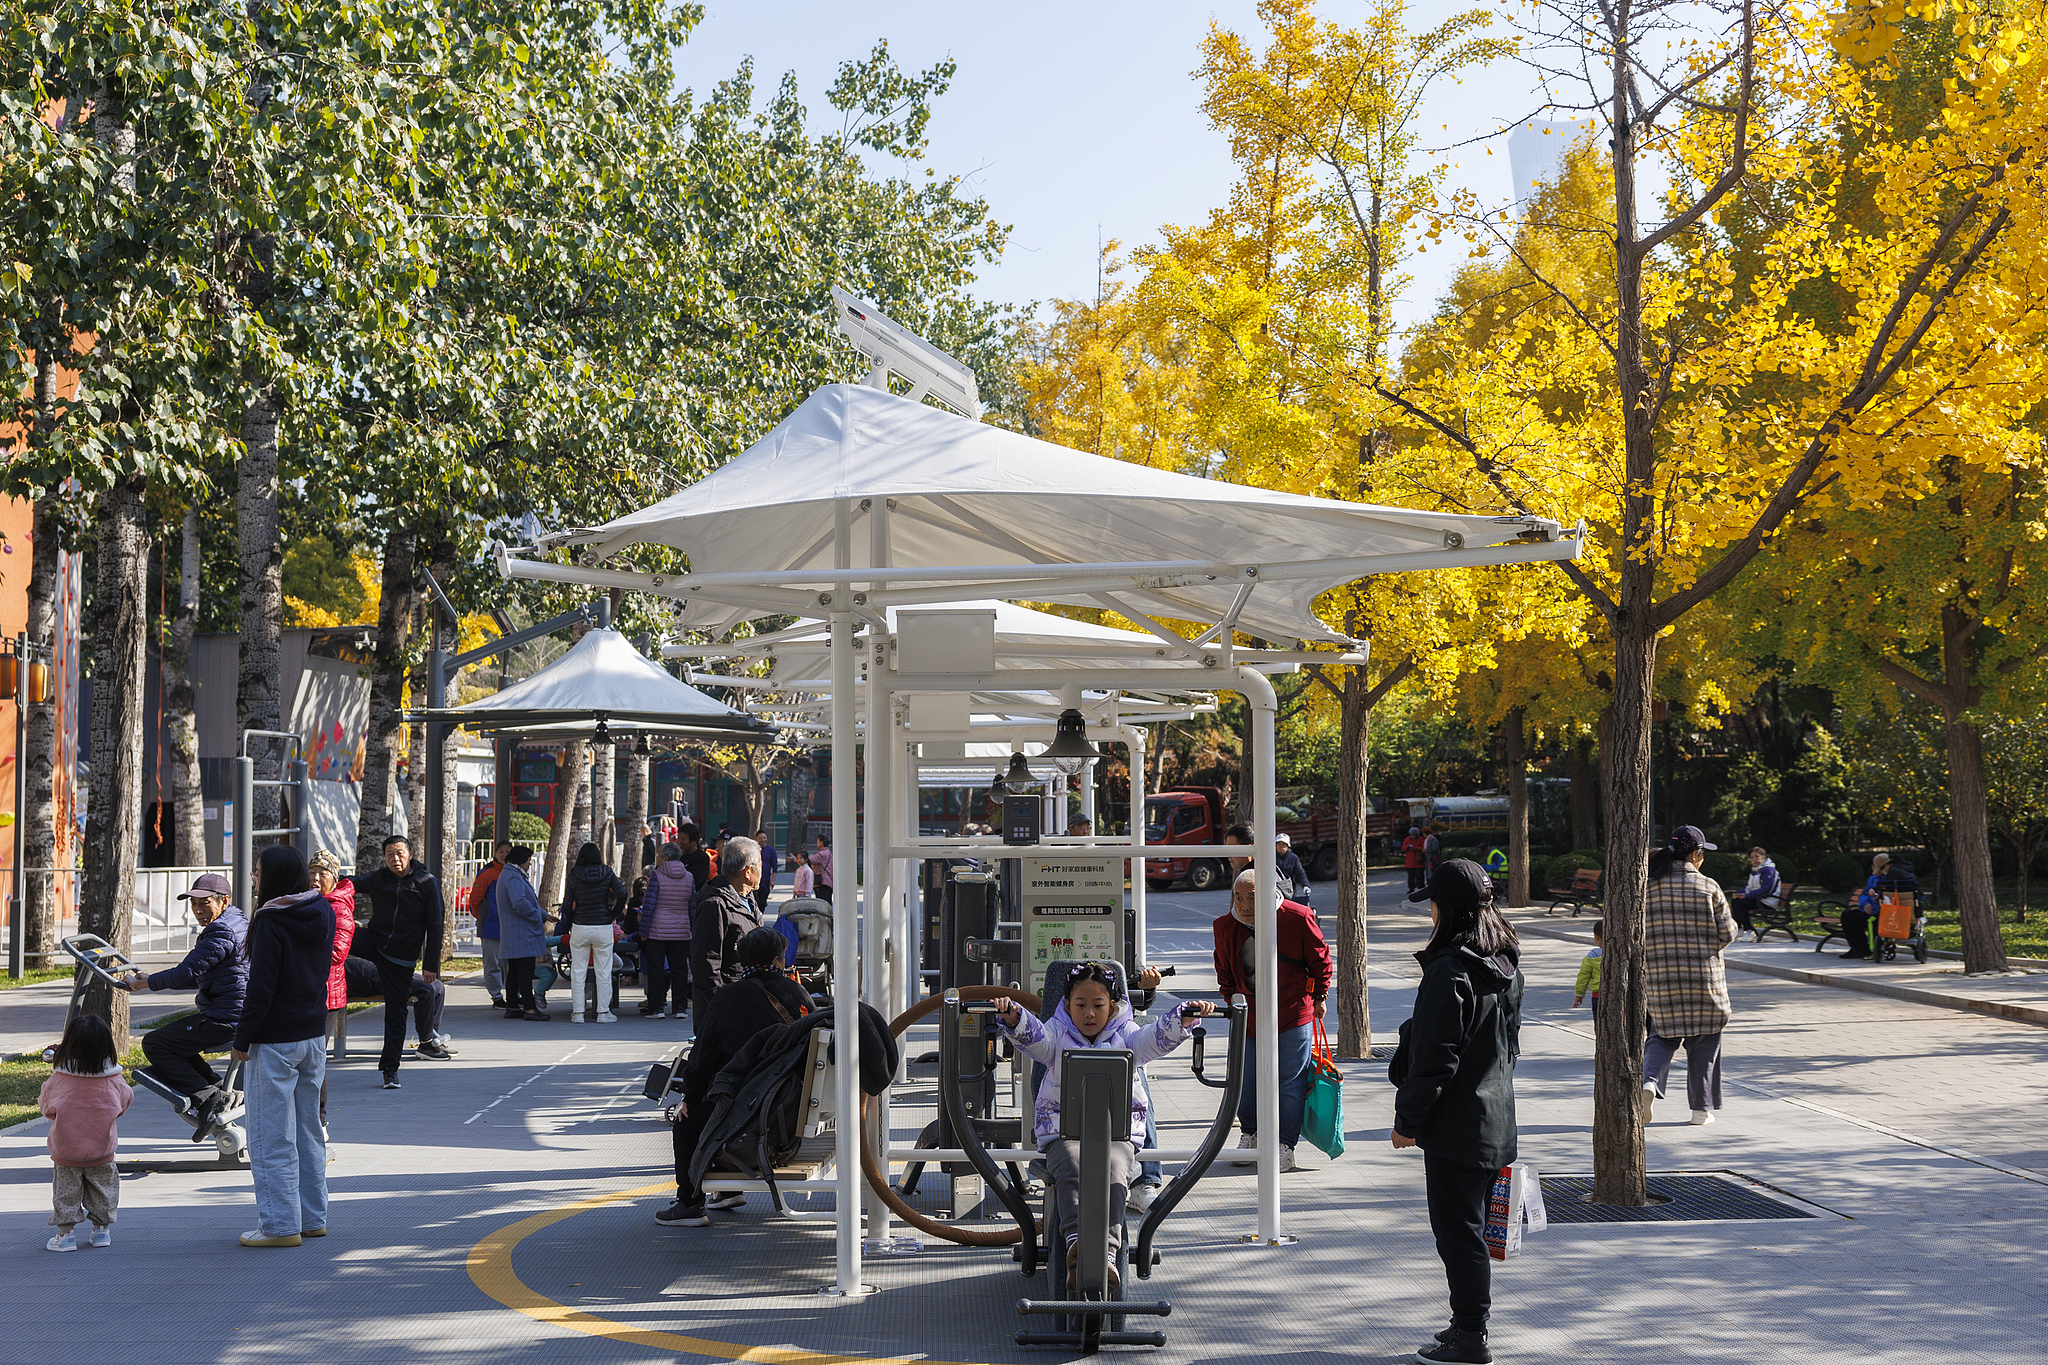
1214;867;1332;1172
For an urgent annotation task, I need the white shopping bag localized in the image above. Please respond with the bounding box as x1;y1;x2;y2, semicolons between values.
1484;1161;1545;1260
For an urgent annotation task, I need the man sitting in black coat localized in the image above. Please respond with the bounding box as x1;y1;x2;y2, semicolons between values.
656;928;811;1226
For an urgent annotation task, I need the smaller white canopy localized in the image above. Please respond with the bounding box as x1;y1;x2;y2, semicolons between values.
431;628;767;735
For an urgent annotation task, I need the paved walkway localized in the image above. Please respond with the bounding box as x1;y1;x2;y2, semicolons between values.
1515;908;2048;1027
3;882;2043;1363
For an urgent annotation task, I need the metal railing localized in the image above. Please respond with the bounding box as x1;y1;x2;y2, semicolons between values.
4;864;232;969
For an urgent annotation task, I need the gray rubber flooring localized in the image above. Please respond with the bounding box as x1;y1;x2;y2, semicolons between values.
4;878;2044;1363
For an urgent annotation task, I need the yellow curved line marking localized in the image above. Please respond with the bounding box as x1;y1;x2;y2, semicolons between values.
467;1179;1000;1365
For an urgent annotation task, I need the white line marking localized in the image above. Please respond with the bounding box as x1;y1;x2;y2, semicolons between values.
464;1047;587;1125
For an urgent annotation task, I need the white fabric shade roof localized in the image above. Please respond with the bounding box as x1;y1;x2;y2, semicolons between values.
561;383;1568;642
430;627;767;735
713;600;1211;682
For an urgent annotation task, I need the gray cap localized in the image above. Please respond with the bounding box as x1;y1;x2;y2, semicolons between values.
177;872;232;901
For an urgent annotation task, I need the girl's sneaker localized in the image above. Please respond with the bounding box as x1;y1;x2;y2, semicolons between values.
89;1225;111;1248
1230;1133;1258;1166
46;1232;77;1252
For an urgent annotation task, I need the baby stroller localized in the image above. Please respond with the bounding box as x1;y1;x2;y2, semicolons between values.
778;896;834;994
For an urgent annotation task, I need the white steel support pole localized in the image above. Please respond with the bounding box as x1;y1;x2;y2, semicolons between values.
892;715;913;1019
829;609;862;1291
828;493;865;1294
1122;724;1148;962
1239;665;1284;1244
862;633;893;1241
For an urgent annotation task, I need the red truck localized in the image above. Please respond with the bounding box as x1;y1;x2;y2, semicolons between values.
1143;786;1392;890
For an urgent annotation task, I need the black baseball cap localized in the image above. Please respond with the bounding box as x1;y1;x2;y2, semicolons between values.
1670;825;1716;853
1409;858;1493;911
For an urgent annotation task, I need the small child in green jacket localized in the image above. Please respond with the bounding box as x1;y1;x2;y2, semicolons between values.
1572;920;1604;1020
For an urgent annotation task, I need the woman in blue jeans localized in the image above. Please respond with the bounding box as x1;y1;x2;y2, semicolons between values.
231;845;336;1247
1213;869;1332;1171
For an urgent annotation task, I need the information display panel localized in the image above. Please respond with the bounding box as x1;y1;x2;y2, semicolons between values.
1019;855;1124;999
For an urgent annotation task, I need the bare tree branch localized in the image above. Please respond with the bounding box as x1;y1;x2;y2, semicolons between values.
1637;0;1753;256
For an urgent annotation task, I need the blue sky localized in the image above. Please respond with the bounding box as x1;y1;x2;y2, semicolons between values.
673;2;1559;335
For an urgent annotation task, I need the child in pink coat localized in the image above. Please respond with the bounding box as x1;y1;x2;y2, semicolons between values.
39;1014;133;1251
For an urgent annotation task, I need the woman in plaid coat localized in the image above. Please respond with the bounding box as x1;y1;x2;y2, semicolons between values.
1642;825;1736;1126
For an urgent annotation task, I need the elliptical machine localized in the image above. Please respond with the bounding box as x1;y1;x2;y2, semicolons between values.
935;978;1248;1356
50;935;250;1162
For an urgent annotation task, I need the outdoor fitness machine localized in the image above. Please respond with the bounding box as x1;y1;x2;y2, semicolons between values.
50;935;250;1162
930;981;1248;1356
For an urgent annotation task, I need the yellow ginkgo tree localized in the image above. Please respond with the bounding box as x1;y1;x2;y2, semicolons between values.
1377;0;2048;1202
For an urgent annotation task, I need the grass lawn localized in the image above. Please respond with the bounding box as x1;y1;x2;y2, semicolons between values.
0;1000;387;1131
1778;898;2048;960
0;966;79;991
0;1041;157;1131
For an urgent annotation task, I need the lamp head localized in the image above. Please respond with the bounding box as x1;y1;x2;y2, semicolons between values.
1044;708;1098;776
634;733;651;757
1001;752;1033;791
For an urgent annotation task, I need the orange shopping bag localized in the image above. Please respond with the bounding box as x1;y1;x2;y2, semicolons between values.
1877;892;1915;941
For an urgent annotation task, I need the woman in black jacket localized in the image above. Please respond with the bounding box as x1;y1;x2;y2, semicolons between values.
232;845;337;1248
1390;859;1523;1365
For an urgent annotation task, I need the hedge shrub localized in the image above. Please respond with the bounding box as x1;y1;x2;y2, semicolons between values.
1700;851;1748;887
508;811;552;847
1815;851;1864;893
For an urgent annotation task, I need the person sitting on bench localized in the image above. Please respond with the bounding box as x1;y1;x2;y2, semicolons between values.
342;957;451;1060
1731;847;1781;942
655;927;812;1228
119;872;247;1139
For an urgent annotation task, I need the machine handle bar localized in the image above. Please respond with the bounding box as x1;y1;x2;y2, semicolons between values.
939;990;1041;1276
1134;993;1248;1277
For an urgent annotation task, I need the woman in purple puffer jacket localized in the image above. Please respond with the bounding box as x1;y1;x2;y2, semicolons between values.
636;843;695;1017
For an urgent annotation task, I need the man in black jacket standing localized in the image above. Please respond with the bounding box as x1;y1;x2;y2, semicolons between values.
690;835;764;1017
355;835;445;1089
655;927;810;1226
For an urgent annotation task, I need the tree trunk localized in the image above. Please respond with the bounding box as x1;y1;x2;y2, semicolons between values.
623;749;650;880
1944;716;2007;972
438;694;459;963
592;739;615;866
1593;617;1657;1204
789;756;814;854
405;625;428;844
1568;736;1599;851
24;493;63;961
1505;707;1529;907
356;524;416;873
237;386;285;835
570;754;593;850
164;506;206;866
79;476;149;1049
540;741;585;911
1332;661;1373;1058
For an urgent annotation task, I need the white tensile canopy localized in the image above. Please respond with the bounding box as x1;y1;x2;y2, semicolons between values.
497;373;1584;1294
548;383;1569;644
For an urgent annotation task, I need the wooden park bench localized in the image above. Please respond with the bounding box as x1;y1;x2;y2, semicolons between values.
1815;887;1928;964
1544;867;1603;917
698;1025;841;1220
